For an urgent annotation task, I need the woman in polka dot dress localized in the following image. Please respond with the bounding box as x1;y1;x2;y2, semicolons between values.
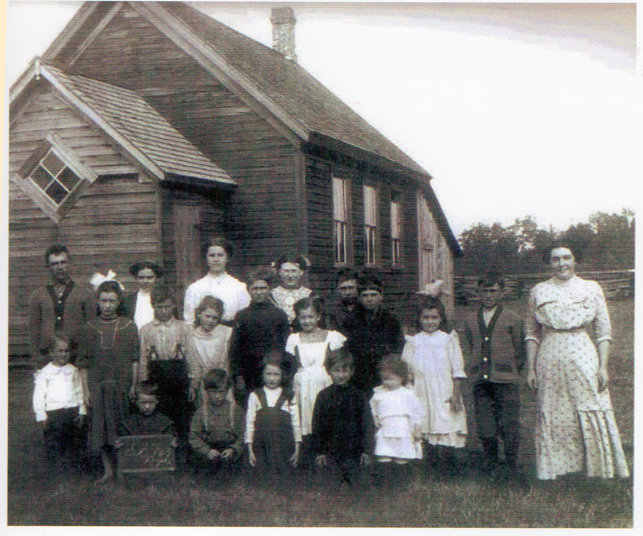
525;240;629;481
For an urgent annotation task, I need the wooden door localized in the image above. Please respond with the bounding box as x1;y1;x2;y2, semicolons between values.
173;203;202;311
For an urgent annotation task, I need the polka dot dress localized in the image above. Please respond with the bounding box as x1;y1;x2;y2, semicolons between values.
526;276;629;480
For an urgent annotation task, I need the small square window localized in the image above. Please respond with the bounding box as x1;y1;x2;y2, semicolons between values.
13;134;98;223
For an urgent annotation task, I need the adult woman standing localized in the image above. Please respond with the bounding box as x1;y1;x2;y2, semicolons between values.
122;261;163;331
525;241;629;481
271;255;312;327
183;237;251;325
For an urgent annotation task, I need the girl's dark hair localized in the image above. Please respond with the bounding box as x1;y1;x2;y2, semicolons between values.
275;254;310;272
323;347;354;373
293;295;323;317
96;280;125;316
46;330;71;353
203;368;230;390
415;295;450;333
203;236;233;258
541;239;583;264
260;350;295;400
194;295;225;327
378;355;410;384
246;266;275;287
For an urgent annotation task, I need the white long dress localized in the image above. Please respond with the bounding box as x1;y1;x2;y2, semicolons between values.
287;330;346;436
370;386;424;460
526;276;629;480
402;330;467;448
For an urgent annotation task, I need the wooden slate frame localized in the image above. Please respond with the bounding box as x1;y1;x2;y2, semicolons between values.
116;434;176;478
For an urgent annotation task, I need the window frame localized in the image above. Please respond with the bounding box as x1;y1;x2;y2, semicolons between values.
390;192;403;267
363;184;378;267
332;175;352;266
13;133;98;223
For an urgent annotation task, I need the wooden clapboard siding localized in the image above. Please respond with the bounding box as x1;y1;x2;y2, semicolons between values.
303;150;422;325
159;183;229;315
68;4;302;267
9;161;160;355
9;87;139;177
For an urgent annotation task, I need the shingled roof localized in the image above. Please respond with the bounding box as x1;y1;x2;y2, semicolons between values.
17;61;235;186
161;2;428;177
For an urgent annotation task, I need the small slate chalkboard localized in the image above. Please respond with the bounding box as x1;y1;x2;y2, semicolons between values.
117;434;176;477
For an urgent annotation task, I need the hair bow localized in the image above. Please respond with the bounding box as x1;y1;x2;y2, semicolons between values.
89;270;124;291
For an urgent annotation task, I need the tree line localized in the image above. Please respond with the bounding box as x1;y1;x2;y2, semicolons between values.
455;209;635;276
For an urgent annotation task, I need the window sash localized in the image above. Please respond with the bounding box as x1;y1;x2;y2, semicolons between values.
333;177;349;264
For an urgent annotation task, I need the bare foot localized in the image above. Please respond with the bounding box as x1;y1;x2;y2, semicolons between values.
94;473;113;485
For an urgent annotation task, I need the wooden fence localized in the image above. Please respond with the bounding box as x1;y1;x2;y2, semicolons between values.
455;269;634;303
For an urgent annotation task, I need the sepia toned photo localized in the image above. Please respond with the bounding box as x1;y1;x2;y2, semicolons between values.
4;1;636;528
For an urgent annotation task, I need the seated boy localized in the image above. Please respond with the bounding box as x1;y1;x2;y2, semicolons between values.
118;381;178;440
312;349;374;485
344;274;405;392
229;267;291;408
138;284;191;444
32;331;87;469
188;369;245;475
461;270;525;476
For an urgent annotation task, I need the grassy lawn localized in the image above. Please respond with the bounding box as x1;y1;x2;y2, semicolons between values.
7;299;633;527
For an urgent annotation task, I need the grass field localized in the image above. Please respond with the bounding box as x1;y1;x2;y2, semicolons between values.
7;299;634;527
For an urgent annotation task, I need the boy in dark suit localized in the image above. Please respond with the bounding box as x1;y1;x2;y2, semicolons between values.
461;271;525;476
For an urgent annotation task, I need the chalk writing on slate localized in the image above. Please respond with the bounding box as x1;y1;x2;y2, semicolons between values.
117;434;176;475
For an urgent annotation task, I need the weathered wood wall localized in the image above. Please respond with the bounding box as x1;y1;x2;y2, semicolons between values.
304;148;424;326
68;3;302;268
8;83;161;356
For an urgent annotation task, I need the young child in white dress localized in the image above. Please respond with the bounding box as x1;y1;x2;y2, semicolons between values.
287;296;346;467
370;356;424;485
402;296;467;476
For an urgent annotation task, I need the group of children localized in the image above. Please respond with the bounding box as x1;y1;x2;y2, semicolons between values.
33;265;525;487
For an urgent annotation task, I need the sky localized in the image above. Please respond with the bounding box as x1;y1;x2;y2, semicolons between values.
4;1;642;239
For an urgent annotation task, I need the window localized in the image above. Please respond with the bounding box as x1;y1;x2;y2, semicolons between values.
364;185;377;266
13;134;97;223
332;177;349;264
391;193;402;266
30;149;82;206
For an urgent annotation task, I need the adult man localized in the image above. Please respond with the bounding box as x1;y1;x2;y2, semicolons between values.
28;245;95;371
344;274;405;392
325;268;360;335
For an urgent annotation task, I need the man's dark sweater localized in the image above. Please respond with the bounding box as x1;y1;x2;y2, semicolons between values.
345;304;405;392
228;301;291;391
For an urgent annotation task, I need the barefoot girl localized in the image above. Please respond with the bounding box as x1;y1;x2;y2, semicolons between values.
77;280;139;483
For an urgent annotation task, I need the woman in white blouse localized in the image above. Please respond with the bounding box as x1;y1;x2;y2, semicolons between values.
183;237;251;325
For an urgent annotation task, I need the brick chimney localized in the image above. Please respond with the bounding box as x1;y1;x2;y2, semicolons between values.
271;7;297;62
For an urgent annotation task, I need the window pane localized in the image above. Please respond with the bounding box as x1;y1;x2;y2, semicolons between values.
45;180;69;205
391;201;400;238
58;167;81;190
41;151;65;176
333;178;346;221
364;186;376;226
31;165;55;190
